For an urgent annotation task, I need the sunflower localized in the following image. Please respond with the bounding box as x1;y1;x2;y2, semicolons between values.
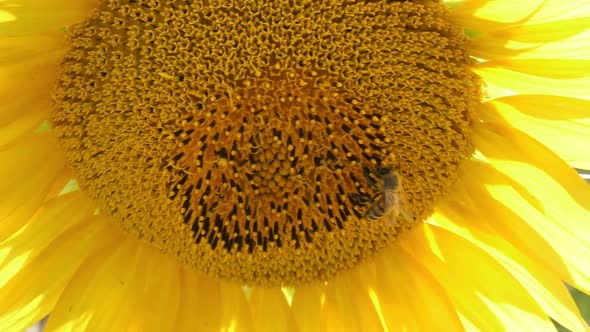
2;0;590;331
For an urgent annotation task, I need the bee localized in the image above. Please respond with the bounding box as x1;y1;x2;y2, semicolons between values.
364;166;411;225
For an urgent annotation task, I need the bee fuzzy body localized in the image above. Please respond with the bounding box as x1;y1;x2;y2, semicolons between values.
364;190;397;221
363;167;408;225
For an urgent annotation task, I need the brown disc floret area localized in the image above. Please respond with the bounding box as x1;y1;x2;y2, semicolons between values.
52;0;482;285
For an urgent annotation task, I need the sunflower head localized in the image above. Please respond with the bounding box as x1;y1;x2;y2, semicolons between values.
4;0;590;331
49;0;482;285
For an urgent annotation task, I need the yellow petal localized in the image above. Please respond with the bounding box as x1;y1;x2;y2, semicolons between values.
458;159;590;291
374;243;464;331
0;192;94;286
46;234;181;332
401;223;559;332
452;0;542;31
0;39;65;146
0;33;67;61
323;265;384;332
485;94;590;120
0;214;114;332
453;0;590;31
484;96;590;169
0;133;66;240
474;119;590;246
400;224;503;331
480;59;590;79
476;66;590;98
467;129;590;294
43;231;127;332
250;288;298;332
173;272;222;332
291;283;326;332
218;282;254;332
44;171;76;201
0;0;97;37
125;245;181;332
469;18;590;60
0;108;49;147
433;197;588;332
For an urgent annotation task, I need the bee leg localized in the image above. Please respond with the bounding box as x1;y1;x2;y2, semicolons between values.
364;195;385;221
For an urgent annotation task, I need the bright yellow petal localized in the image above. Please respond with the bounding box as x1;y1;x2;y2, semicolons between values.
173;272;222;332
456;160;590;293
479;59;590;79
0;0;97;37
177;278;254;332
476;66;590;98
474;119;590;247
44;171;76;201
0;213;114;332
469;127;590;294
45;233;181;332
43;231;127;332
0;133;66;240
0;193;94;286
432;197;588;332
400;224;503;331
453;0;590;31
323;266;383;332
291;283;326;332
374;244;464;331
249;288;298;332
218;282;254;332
401;223;559;332
0;37;66;146
452;0;542;31
458;0;590;60
469;18;590;60
483;96;590;169
124;246;181;332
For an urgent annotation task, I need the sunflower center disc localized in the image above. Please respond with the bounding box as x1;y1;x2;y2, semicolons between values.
52;0;482;286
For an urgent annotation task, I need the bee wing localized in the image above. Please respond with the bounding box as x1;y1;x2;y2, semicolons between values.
382;190;397;209
396;185;415;222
